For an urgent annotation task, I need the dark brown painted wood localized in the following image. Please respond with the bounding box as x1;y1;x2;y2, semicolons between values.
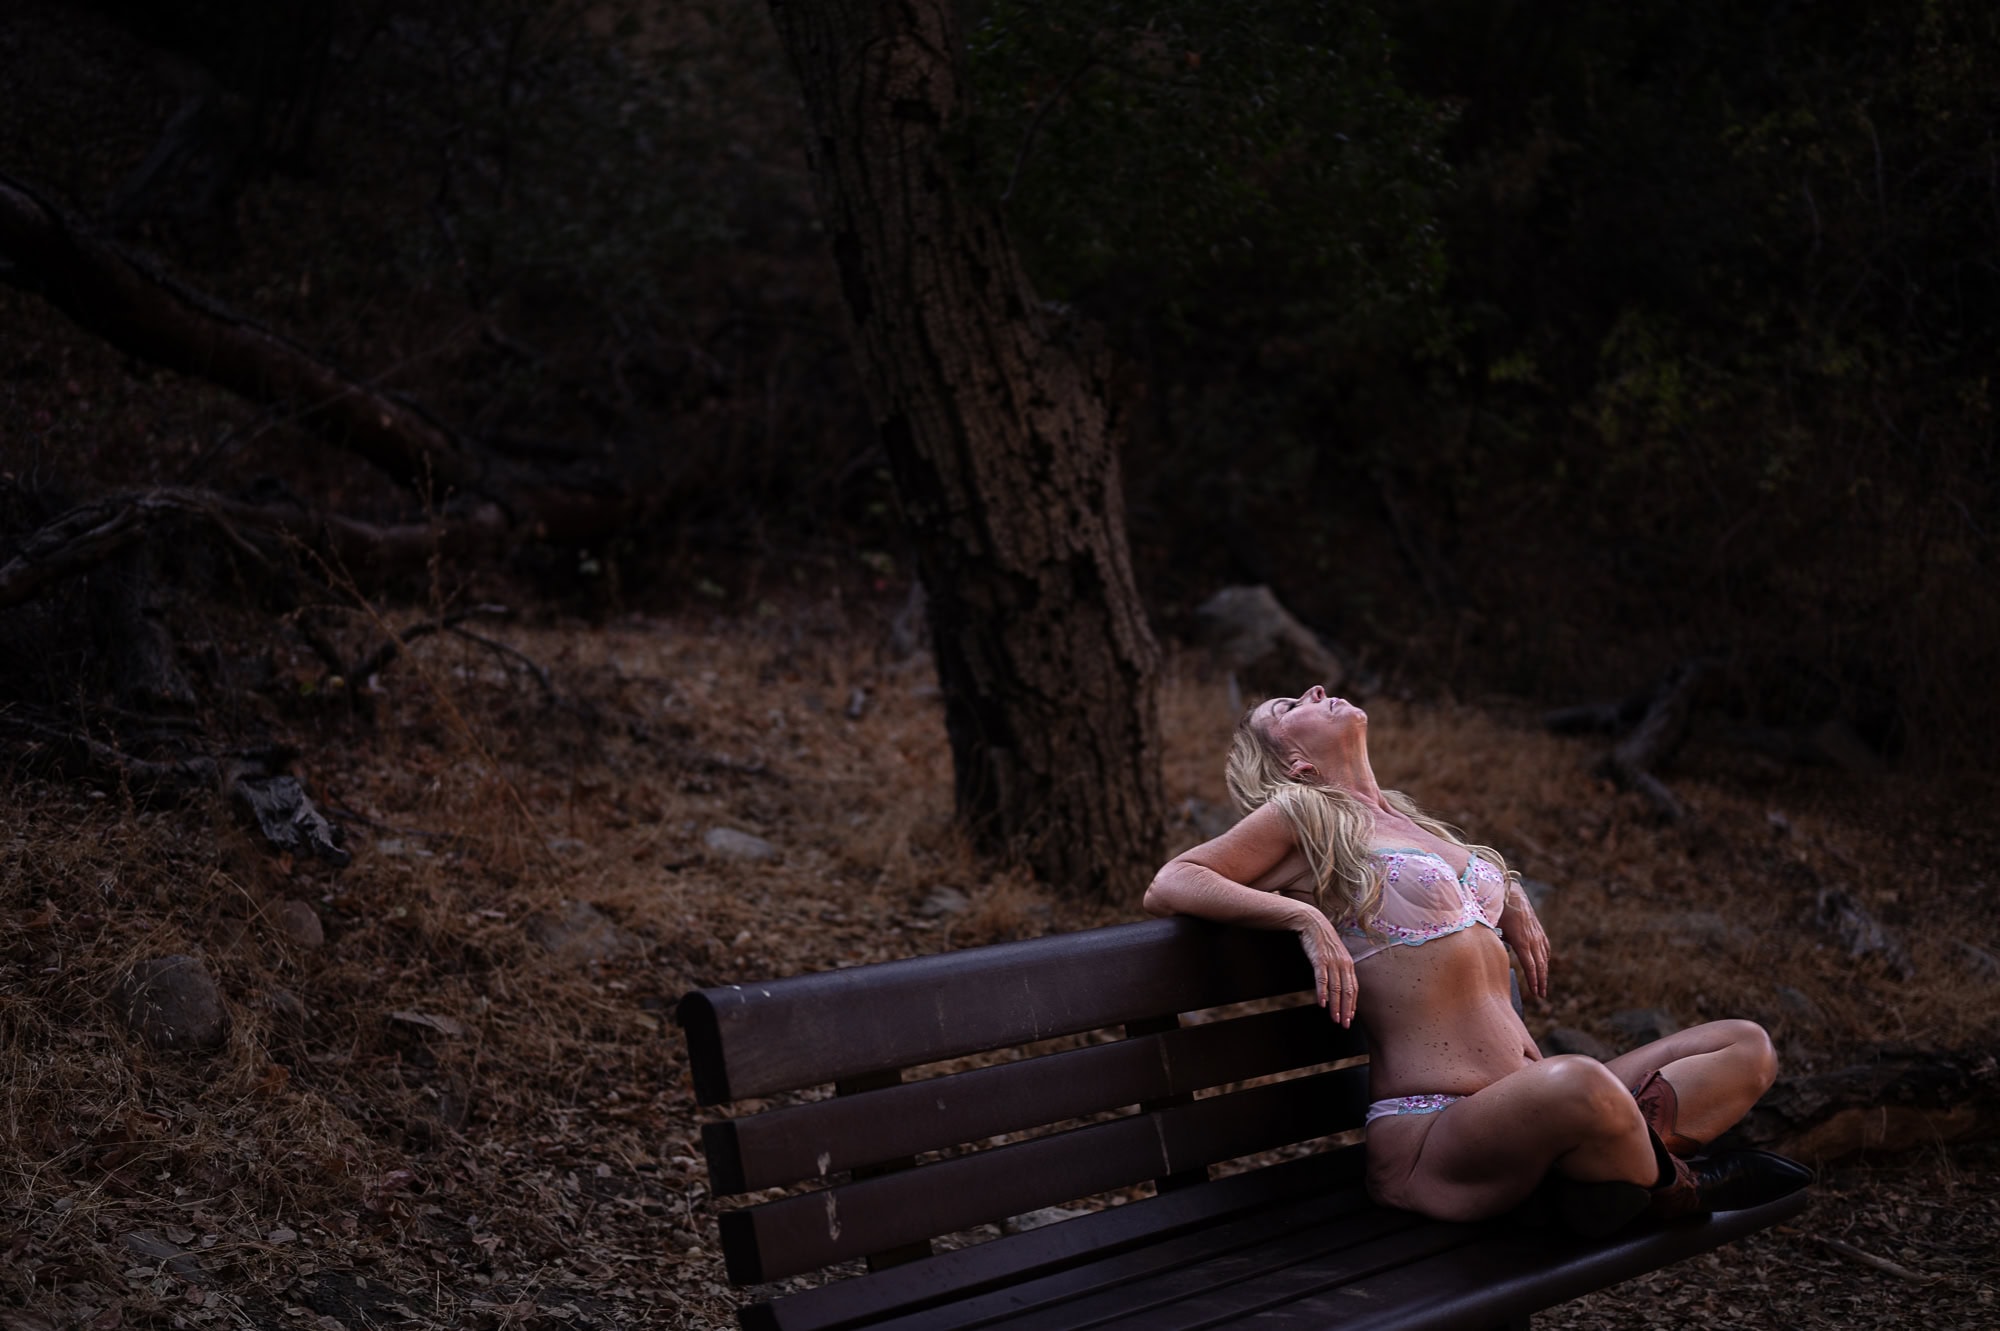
1052;1222;1489;1331
741;1151;1363;1331
677;918;1312;1103
1220;1190;1810;1330
706;1002;1358;1194
861;1191;1423;1331
719;1067;1366;1283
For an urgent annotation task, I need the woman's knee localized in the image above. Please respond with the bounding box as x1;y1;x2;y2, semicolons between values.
1722;1018;1779;1090
1534;1055;1644;1135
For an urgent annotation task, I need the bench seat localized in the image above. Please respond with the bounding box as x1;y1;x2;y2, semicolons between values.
677;917;1807;1331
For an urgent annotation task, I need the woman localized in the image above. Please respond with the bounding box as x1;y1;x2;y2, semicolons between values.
1143;685;1808;1233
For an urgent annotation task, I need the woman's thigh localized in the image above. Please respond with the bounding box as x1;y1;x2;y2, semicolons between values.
1603;1018;1778;1141
1367;1057;1654;1223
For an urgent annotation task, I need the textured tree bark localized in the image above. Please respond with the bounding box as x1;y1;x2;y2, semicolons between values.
765;0;1165;896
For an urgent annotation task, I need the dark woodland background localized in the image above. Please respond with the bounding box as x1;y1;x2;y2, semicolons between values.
4;4;2000;1329
2;0;1993;766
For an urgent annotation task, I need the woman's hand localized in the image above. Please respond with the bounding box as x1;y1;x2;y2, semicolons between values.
1295;907;1358;1027
1501;883;1551;1002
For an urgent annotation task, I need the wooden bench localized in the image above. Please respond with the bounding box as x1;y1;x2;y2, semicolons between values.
676;917;1808;1330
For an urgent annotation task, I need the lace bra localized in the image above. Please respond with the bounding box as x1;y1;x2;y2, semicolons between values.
1337;846;1506;964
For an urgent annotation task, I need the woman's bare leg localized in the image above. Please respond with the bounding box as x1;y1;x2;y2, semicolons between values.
1367;1055;1659;1223
1603;1019;1778;1147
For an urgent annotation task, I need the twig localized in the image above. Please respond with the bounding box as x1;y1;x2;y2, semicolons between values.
350;603;513;681
448;625;555;699
1816;1236;1942;1285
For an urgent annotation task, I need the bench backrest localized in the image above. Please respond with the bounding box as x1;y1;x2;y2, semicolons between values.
678;917;1370;1287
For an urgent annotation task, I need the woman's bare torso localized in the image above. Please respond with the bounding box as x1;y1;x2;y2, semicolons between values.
1253;838;1539;1097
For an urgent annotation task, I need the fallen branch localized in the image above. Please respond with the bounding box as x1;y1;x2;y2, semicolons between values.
0;487;510;611
0;169;490;500
0;714;218;797
1724;1045;2000;1163
1816;1237;1942;1285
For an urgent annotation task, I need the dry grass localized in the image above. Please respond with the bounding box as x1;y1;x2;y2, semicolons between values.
2;605;1996;1330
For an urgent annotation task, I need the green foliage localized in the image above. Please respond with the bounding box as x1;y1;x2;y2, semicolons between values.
963;0;1452;340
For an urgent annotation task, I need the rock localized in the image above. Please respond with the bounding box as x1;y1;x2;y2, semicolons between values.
703;827;777;861
1193;585;1344;702
229;771;350;868
1815;888;1914;978
1002;1205;1090;1235
545;836;589;856
845;687;870;720
1518;877;1555;911
527;901;642;965
918;885;970;918
269;898;324;949
117;955;228;1052
1540;1027;1615;1060
1607;1007;1678;1046
122;1229;203;1279
265;987;308;1025
1773;986;1822;1026
1951;940;2000;981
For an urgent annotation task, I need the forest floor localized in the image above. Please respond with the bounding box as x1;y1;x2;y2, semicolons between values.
3;602;1997;1331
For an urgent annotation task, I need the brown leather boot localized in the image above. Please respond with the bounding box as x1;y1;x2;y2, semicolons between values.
1631;1071;1703;1156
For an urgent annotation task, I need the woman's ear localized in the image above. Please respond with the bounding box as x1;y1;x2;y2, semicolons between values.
1289;760;1317;782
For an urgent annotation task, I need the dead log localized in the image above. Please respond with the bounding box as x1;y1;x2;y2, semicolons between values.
0;715;218;798
1549;659;1712;820
0;487;508;611
0;169;488;500
1723;1046;2000;1164
228;766;350;868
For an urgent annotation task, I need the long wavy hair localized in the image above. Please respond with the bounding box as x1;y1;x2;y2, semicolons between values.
1225;709;1515;931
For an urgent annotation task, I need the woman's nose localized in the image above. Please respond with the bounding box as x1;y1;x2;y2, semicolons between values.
1306;685;1326;702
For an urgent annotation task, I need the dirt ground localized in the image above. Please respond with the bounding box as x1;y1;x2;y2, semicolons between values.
3;605;1996;1330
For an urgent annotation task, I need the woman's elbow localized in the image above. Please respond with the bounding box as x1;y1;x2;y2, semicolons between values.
1141;867;1180;917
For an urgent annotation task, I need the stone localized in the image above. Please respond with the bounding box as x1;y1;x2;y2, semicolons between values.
527;901;642;965
122;1230;203;1279
703;827;777;861
266;987;308;1025
1517;877;1555;911
1540;1027;1615;1060
269;899;324;949
1950;940;2000;981
117;955;228;1052
1607;1007;1678;1046
1193;585;1345;701
918;885;970;918
1773;985;1822;1025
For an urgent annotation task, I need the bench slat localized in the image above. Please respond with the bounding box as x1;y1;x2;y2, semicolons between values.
743;1151;1364;1331
1074;1223;1489;1331
679;918;1311;1103
720;1066;1368;1283
706;1003;1362;1194
1212;1190;1811;1330
862;1189;1416;1331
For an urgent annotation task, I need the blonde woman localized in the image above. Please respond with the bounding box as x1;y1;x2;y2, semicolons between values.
1144;685;1809;1233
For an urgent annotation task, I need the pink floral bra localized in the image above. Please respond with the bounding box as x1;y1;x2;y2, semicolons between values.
1337;846;1506;964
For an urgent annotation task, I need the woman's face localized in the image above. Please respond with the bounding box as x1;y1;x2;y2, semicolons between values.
1252;685;1367;774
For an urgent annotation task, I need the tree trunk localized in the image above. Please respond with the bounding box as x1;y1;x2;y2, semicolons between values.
764;0;1165;897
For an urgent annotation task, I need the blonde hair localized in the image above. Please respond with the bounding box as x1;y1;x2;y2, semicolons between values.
1225;709;1515;932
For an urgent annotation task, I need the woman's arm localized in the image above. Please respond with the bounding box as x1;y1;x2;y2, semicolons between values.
1498;879;1550;1001
1144;804;1360;1027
